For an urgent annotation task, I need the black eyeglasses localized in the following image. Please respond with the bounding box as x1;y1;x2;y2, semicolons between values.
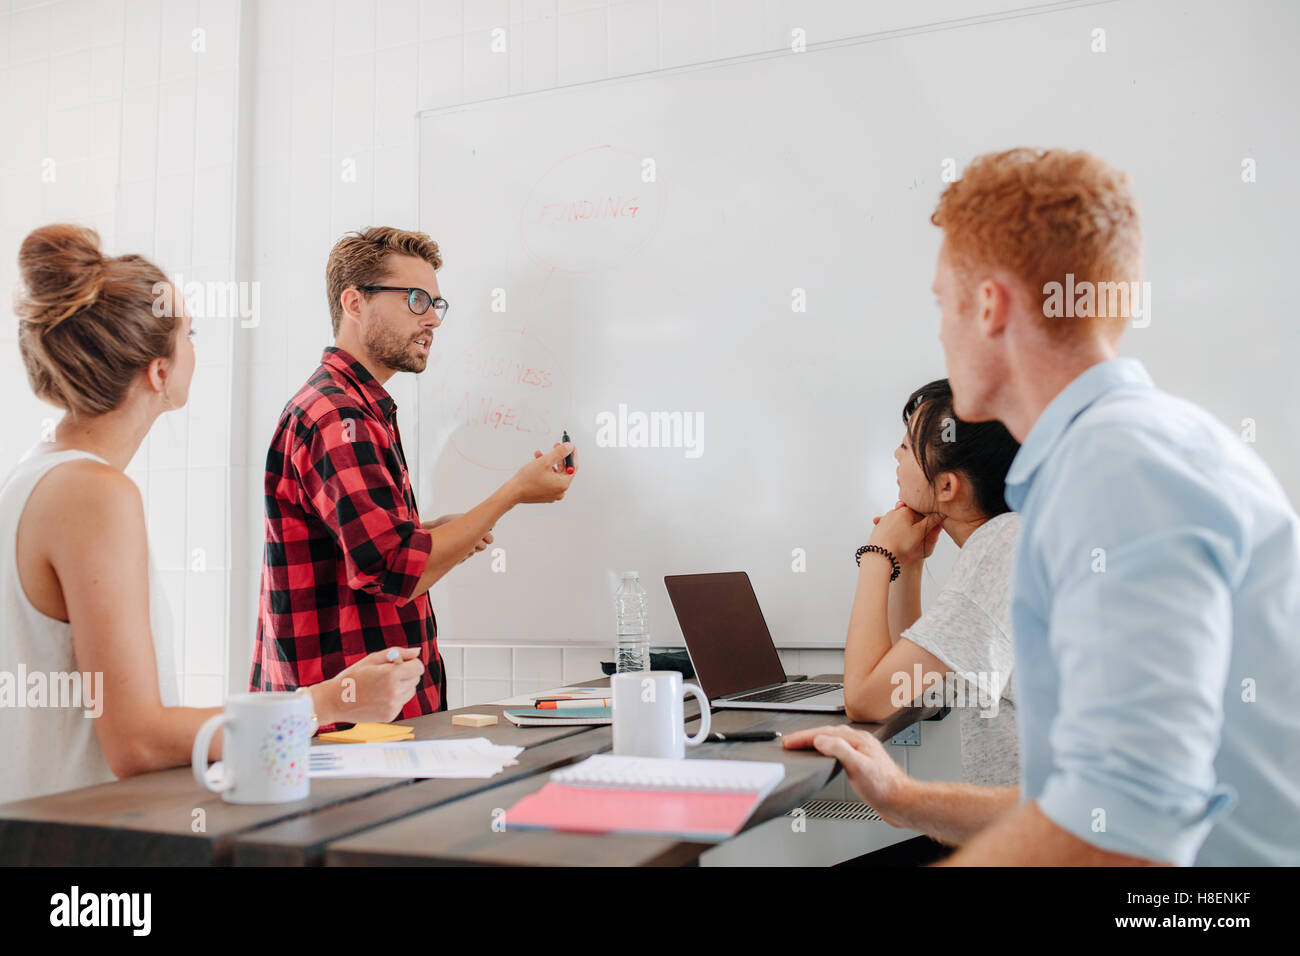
359;285;449;320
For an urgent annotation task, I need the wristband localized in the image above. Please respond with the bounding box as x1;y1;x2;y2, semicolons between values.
856;544;901;581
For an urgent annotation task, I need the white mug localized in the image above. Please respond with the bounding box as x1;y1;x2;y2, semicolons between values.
191;692;314;804
611;671;711;759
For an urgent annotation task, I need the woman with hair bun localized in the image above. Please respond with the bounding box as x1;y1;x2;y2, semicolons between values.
0;224;425;803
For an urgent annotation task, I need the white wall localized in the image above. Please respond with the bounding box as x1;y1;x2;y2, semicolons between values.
233;0;989;707
0;0;240;706
9;0;1279;710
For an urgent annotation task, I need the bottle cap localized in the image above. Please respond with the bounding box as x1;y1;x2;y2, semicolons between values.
622;571;639;579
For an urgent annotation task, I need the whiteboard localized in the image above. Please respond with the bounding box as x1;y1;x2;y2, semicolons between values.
415;0;1300;648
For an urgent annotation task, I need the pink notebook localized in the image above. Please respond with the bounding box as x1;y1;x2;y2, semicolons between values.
504;755;786;842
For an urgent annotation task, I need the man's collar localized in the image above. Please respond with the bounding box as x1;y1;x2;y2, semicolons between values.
321;346;397;416
1004;357;1154;501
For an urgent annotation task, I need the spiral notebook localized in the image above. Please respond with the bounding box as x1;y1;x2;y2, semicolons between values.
504;754;786;841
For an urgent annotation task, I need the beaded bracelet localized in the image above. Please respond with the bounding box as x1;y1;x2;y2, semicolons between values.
856;544;901;581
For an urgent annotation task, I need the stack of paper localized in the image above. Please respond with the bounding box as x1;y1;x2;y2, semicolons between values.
307;737;524;779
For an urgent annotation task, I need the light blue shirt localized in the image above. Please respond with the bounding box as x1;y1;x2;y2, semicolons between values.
1006;357;1300;865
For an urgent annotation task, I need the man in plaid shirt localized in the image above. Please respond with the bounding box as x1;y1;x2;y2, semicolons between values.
250;227;576;719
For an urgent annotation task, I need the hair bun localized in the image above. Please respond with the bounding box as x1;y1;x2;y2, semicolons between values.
15;224;109;331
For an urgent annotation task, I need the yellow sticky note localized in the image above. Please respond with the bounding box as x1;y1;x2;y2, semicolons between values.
317;722;415;743
451;713;498;728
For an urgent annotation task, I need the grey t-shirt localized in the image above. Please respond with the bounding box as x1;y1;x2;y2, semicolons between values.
902;511;1020;787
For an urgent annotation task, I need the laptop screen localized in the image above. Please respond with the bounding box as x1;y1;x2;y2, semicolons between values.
664;572;788;699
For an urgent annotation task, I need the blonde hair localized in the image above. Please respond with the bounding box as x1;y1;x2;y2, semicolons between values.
326;226;443;336
14;224;177;417
931;148;1143;341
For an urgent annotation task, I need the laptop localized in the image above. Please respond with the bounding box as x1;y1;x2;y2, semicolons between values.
664;571;844;712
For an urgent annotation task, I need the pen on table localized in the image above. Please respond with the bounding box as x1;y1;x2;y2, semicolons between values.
561;429;575;474
534;698;611;709
704;731;782;743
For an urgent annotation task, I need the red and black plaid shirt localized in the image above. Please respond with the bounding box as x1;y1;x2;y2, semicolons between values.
250;346;444;716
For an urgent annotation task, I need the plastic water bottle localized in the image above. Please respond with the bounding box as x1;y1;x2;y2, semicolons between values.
614;572;651;673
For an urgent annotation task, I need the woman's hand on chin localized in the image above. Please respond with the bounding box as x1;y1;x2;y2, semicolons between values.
870;503;944;566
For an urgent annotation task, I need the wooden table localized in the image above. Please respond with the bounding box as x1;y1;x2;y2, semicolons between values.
0;700;605;866
0;675;931;866
321;697;929;867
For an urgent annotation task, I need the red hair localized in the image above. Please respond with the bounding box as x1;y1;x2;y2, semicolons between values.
931;148;1143;340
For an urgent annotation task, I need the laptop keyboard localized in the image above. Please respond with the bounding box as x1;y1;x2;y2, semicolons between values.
731;682;843;704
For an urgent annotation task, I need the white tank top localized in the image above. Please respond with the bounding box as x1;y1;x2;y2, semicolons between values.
0;446;179;804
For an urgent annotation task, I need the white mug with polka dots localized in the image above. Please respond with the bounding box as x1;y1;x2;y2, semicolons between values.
191;692;314;804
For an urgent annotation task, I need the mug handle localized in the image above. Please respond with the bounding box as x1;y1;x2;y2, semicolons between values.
682;682;711;747
192;713;233;793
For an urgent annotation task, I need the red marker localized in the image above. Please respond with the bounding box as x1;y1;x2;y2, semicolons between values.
562;430;575;474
